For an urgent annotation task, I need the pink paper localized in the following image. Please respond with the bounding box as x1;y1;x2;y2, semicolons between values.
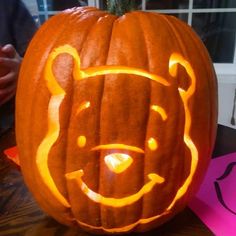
189;152;236;236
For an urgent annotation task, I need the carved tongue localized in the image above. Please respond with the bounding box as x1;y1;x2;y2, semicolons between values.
104;153;133;174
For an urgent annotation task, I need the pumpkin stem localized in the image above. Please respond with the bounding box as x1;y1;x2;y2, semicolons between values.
107;0;137;16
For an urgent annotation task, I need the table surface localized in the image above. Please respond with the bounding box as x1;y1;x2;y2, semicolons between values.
0;124;235;236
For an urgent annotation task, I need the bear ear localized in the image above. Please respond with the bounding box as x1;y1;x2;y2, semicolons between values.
44;45;81;96
168;53;196;99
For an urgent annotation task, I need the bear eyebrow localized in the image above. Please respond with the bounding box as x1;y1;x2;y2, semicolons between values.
76;102;167;120
76;101;90;115
151;105;167;121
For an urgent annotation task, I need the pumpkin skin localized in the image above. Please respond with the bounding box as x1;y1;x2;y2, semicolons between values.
16;7;217;234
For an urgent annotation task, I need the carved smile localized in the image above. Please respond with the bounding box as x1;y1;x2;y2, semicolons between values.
65;170;165;207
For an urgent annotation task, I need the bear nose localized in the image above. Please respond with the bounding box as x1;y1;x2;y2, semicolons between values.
104;153;133;174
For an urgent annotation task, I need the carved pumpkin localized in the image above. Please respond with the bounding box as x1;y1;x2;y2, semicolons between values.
16;4;217;234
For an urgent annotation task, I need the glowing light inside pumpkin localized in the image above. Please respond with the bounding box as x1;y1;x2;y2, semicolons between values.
65;170;165;207
104;153;133;173
35;44;199;232
77;135;86;148
148;138;158;151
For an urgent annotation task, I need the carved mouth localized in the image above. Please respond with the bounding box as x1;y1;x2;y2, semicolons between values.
65;170;165;207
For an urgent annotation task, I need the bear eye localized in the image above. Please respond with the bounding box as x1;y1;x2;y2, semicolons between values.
147;105;167;151
77;135;87;148
148;137;158;151
76;101;90;148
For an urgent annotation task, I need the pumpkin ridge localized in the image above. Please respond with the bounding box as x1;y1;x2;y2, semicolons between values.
132;11;154;222
25;12;75;223
173;17;217;158
75;12;117;227
134;12;168;220
98;14;119;228
73;12;118;226
166;16;216;168
157;13;191;189
136;13;185;219
78;11;109;51
60;9;113;225
44;9;99;219
160;14;188;57
98;68;106;227
32;7;105;222
37;8;106;218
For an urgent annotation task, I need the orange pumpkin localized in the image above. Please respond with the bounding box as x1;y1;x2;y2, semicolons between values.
16;3;217;234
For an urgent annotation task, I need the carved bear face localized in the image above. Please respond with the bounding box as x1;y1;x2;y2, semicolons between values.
35;45;198;232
